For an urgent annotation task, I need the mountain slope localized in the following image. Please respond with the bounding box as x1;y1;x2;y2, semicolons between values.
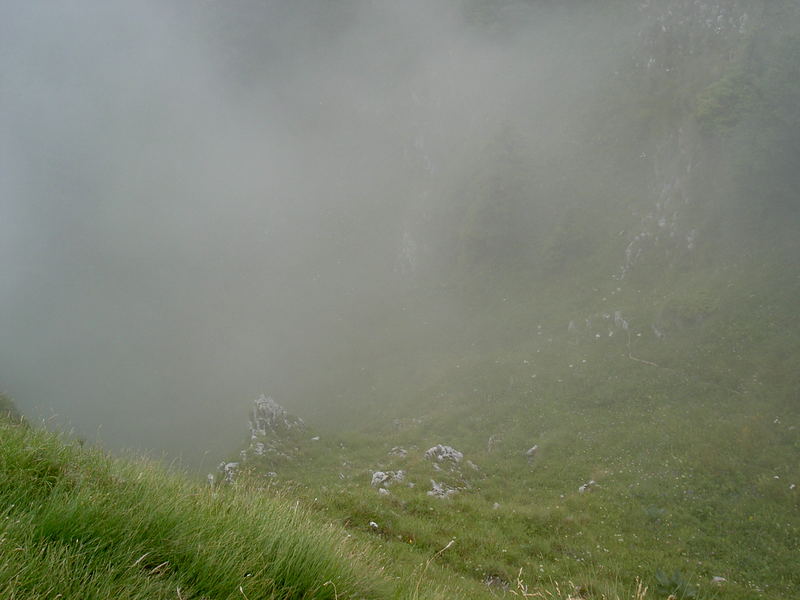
0;414;452;600
221;2;800;598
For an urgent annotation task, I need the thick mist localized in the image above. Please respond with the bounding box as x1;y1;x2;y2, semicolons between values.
0;1;631;463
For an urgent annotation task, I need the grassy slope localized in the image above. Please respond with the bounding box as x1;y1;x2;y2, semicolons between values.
0;416;464;600
236;263;800;599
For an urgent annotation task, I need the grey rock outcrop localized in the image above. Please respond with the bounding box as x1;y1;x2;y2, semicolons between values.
249;394;305;439
427;479;458;499
424;444;463;465
219;461;239;483
371;470;405;488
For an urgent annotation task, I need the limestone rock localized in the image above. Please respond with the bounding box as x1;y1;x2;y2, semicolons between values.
424;444;463;464
219;461;239;484
249;395;305;439
427;479;458;499
371;470;405;488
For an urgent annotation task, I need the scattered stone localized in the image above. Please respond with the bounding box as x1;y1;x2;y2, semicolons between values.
525;445;539;458
377;487;390;496
790;483;796;491
492;502;501;510
466;460;480;471
427;480;458;499
369;521;379;530
371;471;389;487
253;442;266;456
371;470;405;488
711;576;726;584
424;444;463;464
578;479;597;493
310;436;320;441
388;446;408;458
484;575;509;591
219;462;239;484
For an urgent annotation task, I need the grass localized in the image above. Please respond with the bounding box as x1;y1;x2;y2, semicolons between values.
0;417;461;600
232;248;800;599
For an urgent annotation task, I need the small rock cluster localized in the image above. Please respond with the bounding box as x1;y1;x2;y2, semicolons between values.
427;479;459;499
371;470;405;488
424;444;463;465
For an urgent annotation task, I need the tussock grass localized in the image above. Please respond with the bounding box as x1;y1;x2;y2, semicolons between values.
0;418;399;600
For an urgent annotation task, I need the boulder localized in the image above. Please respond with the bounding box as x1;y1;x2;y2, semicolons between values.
427;479;458;499
424;444;463;464
249;395;305;439
371;470;405;488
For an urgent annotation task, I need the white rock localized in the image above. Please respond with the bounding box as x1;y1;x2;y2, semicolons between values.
711;576;726;584
369;521;379;529
371;470;405;487
424;444;463;464
525;445;539;457
427;479;458;499
378;487;390;496
371;471;389;487
219;462;239;483
249;395;304;439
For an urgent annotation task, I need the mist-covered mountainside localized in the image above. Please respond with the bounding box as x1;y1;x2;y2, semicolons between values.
212;1;800;598
1;0;799;598
247;0;800;430
2;0;798;455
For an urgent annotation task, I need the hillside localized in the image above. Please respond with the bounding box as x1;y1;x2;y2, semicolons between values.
0;413;458;599
216;1;800;598
2;1;799;599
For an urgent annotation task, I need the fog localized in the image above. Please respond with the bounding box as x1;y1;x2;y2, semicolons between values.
1;1;629;464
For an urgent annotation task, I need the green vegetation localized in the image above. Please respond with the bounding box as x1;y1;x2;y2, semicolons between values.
235;279;800;599
0;416;442;599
